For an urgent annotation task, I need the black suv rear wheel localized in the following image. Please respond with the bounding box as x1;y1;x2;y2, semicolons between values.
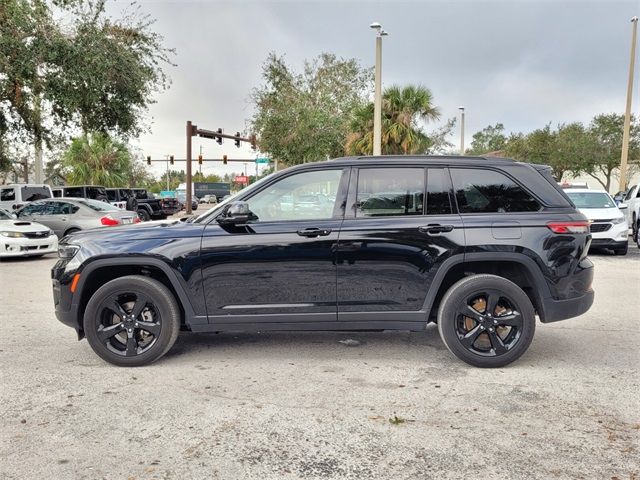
437;274;535;368
83;275;180;366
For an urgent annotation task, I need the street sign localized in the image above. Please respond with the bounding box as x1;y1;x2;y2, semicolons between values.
234;175;249;184
159;190;176;198
255;157;270;164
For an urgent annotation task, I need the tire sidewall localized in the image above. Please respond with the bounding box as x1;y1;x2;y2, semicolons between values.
438;275;536;368
83;276;179;367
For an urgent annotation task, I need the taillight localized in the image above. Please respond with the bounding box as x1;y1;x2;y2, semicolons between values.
100;215;120;226
133;217;141;224
547;221;590;234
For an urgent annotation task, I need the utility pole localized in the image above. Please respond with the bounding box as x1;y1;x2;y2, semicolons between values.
199;145;203;175
370;22;388;156
186;121;194;214
459;106;465;155
619;16;638;192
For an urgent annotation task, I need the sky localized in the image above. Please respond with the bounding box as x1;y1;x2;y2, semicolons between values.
105;0;640;179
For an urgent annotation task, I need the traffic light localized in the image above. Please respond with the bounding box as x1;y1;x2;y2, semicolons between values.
169;155;174;165
234;132;241;148
198;154;203;165
216;128;223;145
223;154;228;165
146;156;151;166
250;134;257;151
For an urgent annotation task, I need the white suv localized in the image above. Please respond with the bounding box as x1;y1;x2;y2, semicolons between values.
622;184;640;242
0;184;53;211
565;188;629;256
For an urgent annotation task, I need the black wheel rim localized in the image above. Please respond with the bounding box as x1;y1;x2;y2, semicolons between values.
95;292;162;357
454;289;523;357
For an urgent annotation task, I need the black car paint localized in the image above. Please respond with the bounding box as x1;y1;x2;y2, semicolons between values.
52;156;594;339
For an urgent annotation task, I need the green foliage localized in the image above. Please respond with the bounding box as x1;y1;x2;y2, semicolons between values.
466;123;507;155
250;52;372;166
344;85;441;155
61;133;134;187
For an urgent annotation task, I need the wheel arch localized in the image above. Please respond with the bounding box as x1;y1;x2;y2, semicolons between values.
424;253;552;322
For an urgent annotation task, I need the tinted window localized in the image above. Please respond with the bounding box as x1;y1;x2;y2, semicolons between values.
247;169;342;222
356;168;424;217
21;186;51;201
133;189;148;199
451;168;541;213
426;169;452;215
18;202;46;216
106;190;117;201
47;201;79;215
0;188;16;201
52;189;62;198
86;187;107;199
64;187;84;198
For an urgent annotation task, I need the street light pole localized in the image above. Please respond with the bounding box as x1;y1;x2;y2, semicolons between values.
371;22;388;156
619;16;638;192
459;106;465;155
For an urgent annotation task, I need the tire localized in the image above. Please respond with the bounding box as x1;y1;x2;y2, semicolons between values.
614;243;628;256
64;228;81;236
437;274;536;368
83;275;181;367
137;209;151;222
125;197;138;212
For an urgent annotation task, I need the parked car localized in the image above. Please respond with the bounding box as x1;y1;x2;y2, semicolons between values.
621;184;640;242
129;188;168;221
0;208;58;258
200;195;218;204
52;156;596;368
52;185;108;202
0;184;53;211
564;189;629;255
18;198;139;238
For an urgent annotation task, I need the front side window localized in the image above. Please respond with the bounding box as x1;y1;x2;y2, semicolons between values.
46;201;79;215
18;202;46;216
86;187;107;199
451;168;541;213
0;188;16;201
356;168;424;217
246;169;343;222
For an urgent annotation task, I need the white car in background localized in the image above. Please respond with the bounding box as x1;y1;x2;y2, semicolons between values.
565;189;629;256
621;184;640;242
0;208;58;258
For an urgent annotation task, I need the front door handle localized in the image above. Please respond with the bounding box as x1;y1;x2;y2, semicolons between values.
419;224;454;235
297;227;332;238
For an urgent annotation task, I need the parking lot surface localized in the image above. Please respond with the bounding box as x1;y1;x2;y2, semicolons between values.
1;243;639;479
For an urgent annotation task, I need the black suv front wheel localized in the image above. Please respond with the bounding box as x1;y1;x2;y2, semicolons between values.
437;274;536;368
83;275;181;366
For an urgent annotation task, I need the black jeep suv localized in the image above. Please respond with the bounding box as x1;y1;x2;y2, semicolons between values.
52;156;594;367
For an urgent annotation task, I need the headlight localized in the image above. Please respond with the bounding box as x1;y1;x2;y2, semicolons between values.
611;216;626;225
58;244;80;259
0;231;25;238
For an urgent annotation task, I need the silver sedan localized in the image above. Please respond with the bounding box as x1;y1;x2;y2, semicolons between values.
16;198;140;238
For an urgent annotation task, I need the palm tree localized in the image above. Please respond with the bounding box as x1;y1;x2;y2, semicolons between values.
345;85;440;155
61;133;133;187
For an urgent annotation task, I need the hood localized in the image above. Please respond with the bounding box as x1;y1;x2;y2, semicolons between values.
576;207;625;221
0;219;52;233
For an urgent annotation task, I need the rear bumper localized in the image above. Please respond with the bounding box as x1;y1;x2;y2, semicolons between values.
540;288;594;323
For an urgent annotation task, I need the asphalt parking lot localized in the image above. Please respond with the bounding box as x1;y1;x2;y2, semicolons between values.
1;242;638;480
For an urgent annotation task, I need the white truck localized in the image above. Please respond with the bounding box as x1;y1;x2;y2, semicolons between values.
622;184;640;241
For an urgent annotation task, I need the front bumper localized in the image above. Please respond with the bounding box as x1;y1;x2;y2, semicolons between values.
0;235;58;257
589;238;628;249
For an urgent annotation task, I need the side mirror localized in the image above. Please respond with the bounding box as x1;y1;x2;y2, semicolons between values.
217;201;253;225
618;203;628;210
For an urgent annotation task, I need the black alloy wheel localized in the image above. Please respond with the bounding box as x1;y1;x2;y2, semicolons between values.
137;209;151;222
84;275;180;366
438;274;536;368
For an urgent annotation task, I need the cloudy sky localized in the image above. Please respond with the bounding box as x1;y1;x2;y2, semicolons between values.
105;0;639;178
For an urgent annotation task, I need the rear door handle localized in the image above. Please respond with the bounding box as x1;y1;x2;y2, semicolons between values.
419;224;454;234
297;227;332;238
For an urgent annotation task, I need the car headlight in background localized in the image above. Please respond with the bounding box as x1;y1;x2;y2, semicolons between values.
0;231;25;238
611;216;626;225
58;244;80;259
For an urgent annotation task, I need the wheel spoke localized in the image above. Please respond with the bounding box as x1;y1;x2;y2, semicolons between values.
97;322;124;342
460;325;483;349
486;293;500;316
129;294;149;320
137;320;160;337
125;335;138;356
496;311;523;328
459;304;482;322
487;330;507;355
106;299;127;321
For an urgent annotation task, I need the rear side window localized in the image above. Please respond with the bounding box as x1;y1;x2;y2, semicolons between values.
106;190;117;201
451;168;541;213
356;168;424;217
0;188;16;201
47;201;79;215
86;187;106;199
426;169;452;215
64;187;84;198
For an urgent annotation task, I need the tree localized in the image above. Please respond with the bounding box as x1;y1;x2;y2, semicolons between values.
466;123;507;155
345;85;441;155
250;52;372;166
61;133;134;187
0;0;173;181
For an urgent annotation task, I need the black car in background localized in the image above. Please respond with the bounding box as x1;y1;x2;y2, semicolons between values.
52;156;594;368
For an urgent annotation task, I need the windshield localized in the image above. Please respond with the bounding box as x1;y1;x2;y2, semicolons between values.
0;209;12;220
77;199;120;212
566;192;616;209
192;172;277;223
